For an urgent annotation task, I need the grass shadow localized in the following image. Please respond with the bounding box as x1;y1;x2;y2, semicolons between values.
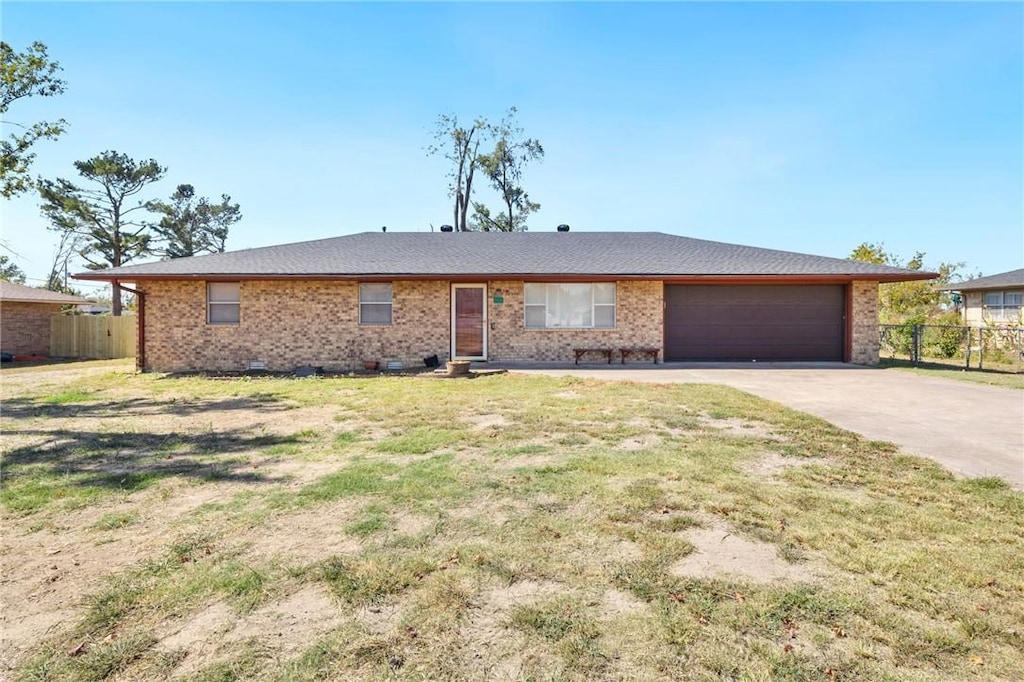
0;394;288;420
1;404;309;511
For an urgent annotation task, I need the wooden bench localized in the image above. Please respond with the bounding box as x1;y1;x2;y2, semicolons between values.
619;347;660;364
573;348;613;365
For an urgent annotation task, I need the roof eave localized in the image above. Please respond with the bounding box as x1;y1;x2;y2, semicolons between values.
74;271;937;284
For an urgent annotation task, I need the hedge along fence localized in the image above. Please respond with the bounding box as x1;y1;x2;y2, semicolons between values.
880;323;1024;372
50;314;137;359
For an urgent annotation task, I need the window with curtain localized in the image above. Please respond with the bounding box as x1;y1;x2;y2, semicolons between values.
359;283;393;324
207;282;240;324
524;283;615;329
983;291;1022;321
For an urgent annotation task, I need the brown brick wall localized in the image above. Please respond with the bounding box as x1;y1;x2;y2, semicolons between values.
141;280;451;372
140;279;663;371
850;280;880;365
487;280;663;362
139;278;878;371
0;302;61;356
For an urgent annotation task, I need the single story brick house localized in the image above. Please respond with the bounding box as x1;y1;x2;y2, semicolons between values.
74;230;933;372
942;268;1023;326
0;281;89;356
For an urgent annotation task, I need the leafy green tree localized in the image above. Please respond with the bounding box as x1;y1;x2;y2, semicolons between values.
849;242;963;324
471;108;544;232
1;41;67;198
39;151;166;315
0;253;26;282
428;113;488;232
146;184;241;258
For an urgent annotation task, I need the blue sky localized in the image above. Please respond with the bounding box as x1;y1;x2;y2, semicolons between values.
2;1;1021;296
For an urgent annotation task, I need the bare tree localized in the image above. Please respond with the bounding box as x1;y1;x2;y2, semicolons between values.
472;108;544;232
428;113;488;232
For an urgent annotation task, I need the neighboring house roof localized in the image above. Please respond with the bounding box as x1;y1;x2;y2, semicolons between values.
940;268;1024;292
74;231;934;282
0;280;89;304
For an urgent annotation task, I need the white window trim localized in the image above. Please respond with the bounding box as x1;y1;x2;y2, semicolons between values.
524;282;616;330
982;291;1023;322
207;282;240;325
359;282;393;325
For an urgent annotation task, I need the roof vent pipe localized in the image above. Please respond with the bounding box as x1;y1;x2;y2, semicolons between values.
440;224;454;232
557;224;570;232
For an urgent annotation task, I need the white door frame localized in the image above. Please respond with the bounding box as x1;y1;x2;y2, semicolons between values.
451;283;488;360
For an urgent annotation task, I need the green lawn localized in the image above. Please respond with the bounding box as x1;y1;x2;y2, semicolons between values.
2;364;1022;681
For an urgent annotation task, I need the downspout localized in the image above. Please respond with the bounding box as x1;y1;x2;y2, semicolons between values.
844;282;853;363
115;281;146;372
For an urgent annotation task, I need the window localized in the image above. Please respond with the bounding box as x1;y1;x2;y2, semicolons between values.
524;283;615;329
207;282;240;324
360;283;392;324
983;291;1022;321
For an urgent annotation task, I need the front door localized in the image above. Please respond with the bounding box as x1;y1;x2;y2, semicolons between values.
451;284;487;360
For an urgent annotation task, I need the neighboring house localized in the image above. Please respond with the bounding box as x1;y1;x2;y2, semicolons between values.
0;281;90;356
943;268;1024;327
73;230;933;372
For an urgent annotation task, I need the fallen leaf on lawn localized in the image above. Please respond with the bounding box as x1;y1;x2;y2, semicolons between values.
783;619;799;639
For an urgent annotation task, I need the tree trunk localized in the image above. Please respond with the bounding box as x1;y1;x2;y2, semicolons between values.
112;282;123;316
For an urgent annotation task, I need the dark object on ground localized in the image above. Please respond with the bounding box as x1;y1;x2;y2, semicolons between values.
423;354;440;368
294;365;324;377
0;352;12;363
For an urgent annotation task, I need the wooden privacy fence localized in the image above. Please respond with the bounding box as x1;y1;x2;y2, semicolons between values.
50;315;137;359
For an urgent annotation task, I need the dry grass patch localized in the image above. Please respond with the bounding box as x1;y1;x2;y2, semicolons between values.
2;365;1022;681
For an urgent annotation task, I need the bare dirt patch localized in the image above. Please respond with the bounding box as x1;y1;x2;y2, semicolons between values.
600;588;647;618
0;478;251;671
670;522;819;584
159;585;343;678
392;512;434;537
617;435;660;451
456;579;564;678
605;539;644;563
699;416;779;440
743;452;829;477
464;413;510;431
552;390;582;400
243;500;362;566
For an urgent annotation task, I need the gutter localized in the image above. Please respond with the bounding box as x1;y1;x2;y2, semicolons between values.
73;272;939;284
114;281;146;372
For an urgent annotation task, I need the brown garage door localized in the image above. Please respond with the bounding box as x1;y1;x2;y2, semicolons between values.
664;284;845;361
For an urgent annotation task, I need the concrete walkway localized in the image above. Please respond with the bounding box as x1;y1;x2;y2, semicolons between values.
496;362;1024;489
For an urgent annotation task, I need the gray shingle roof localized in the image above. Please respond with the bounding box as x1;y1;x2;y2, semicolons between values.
941;268;1024;291
0;280;89;304
74;231;931;281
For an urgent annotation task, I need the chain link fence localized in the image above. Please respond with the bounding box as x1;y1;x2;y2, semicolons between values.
879;324;1024;372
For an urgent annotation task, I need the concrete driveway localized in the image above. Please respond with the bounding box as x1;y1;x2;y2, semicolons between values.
503;363;1024;489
